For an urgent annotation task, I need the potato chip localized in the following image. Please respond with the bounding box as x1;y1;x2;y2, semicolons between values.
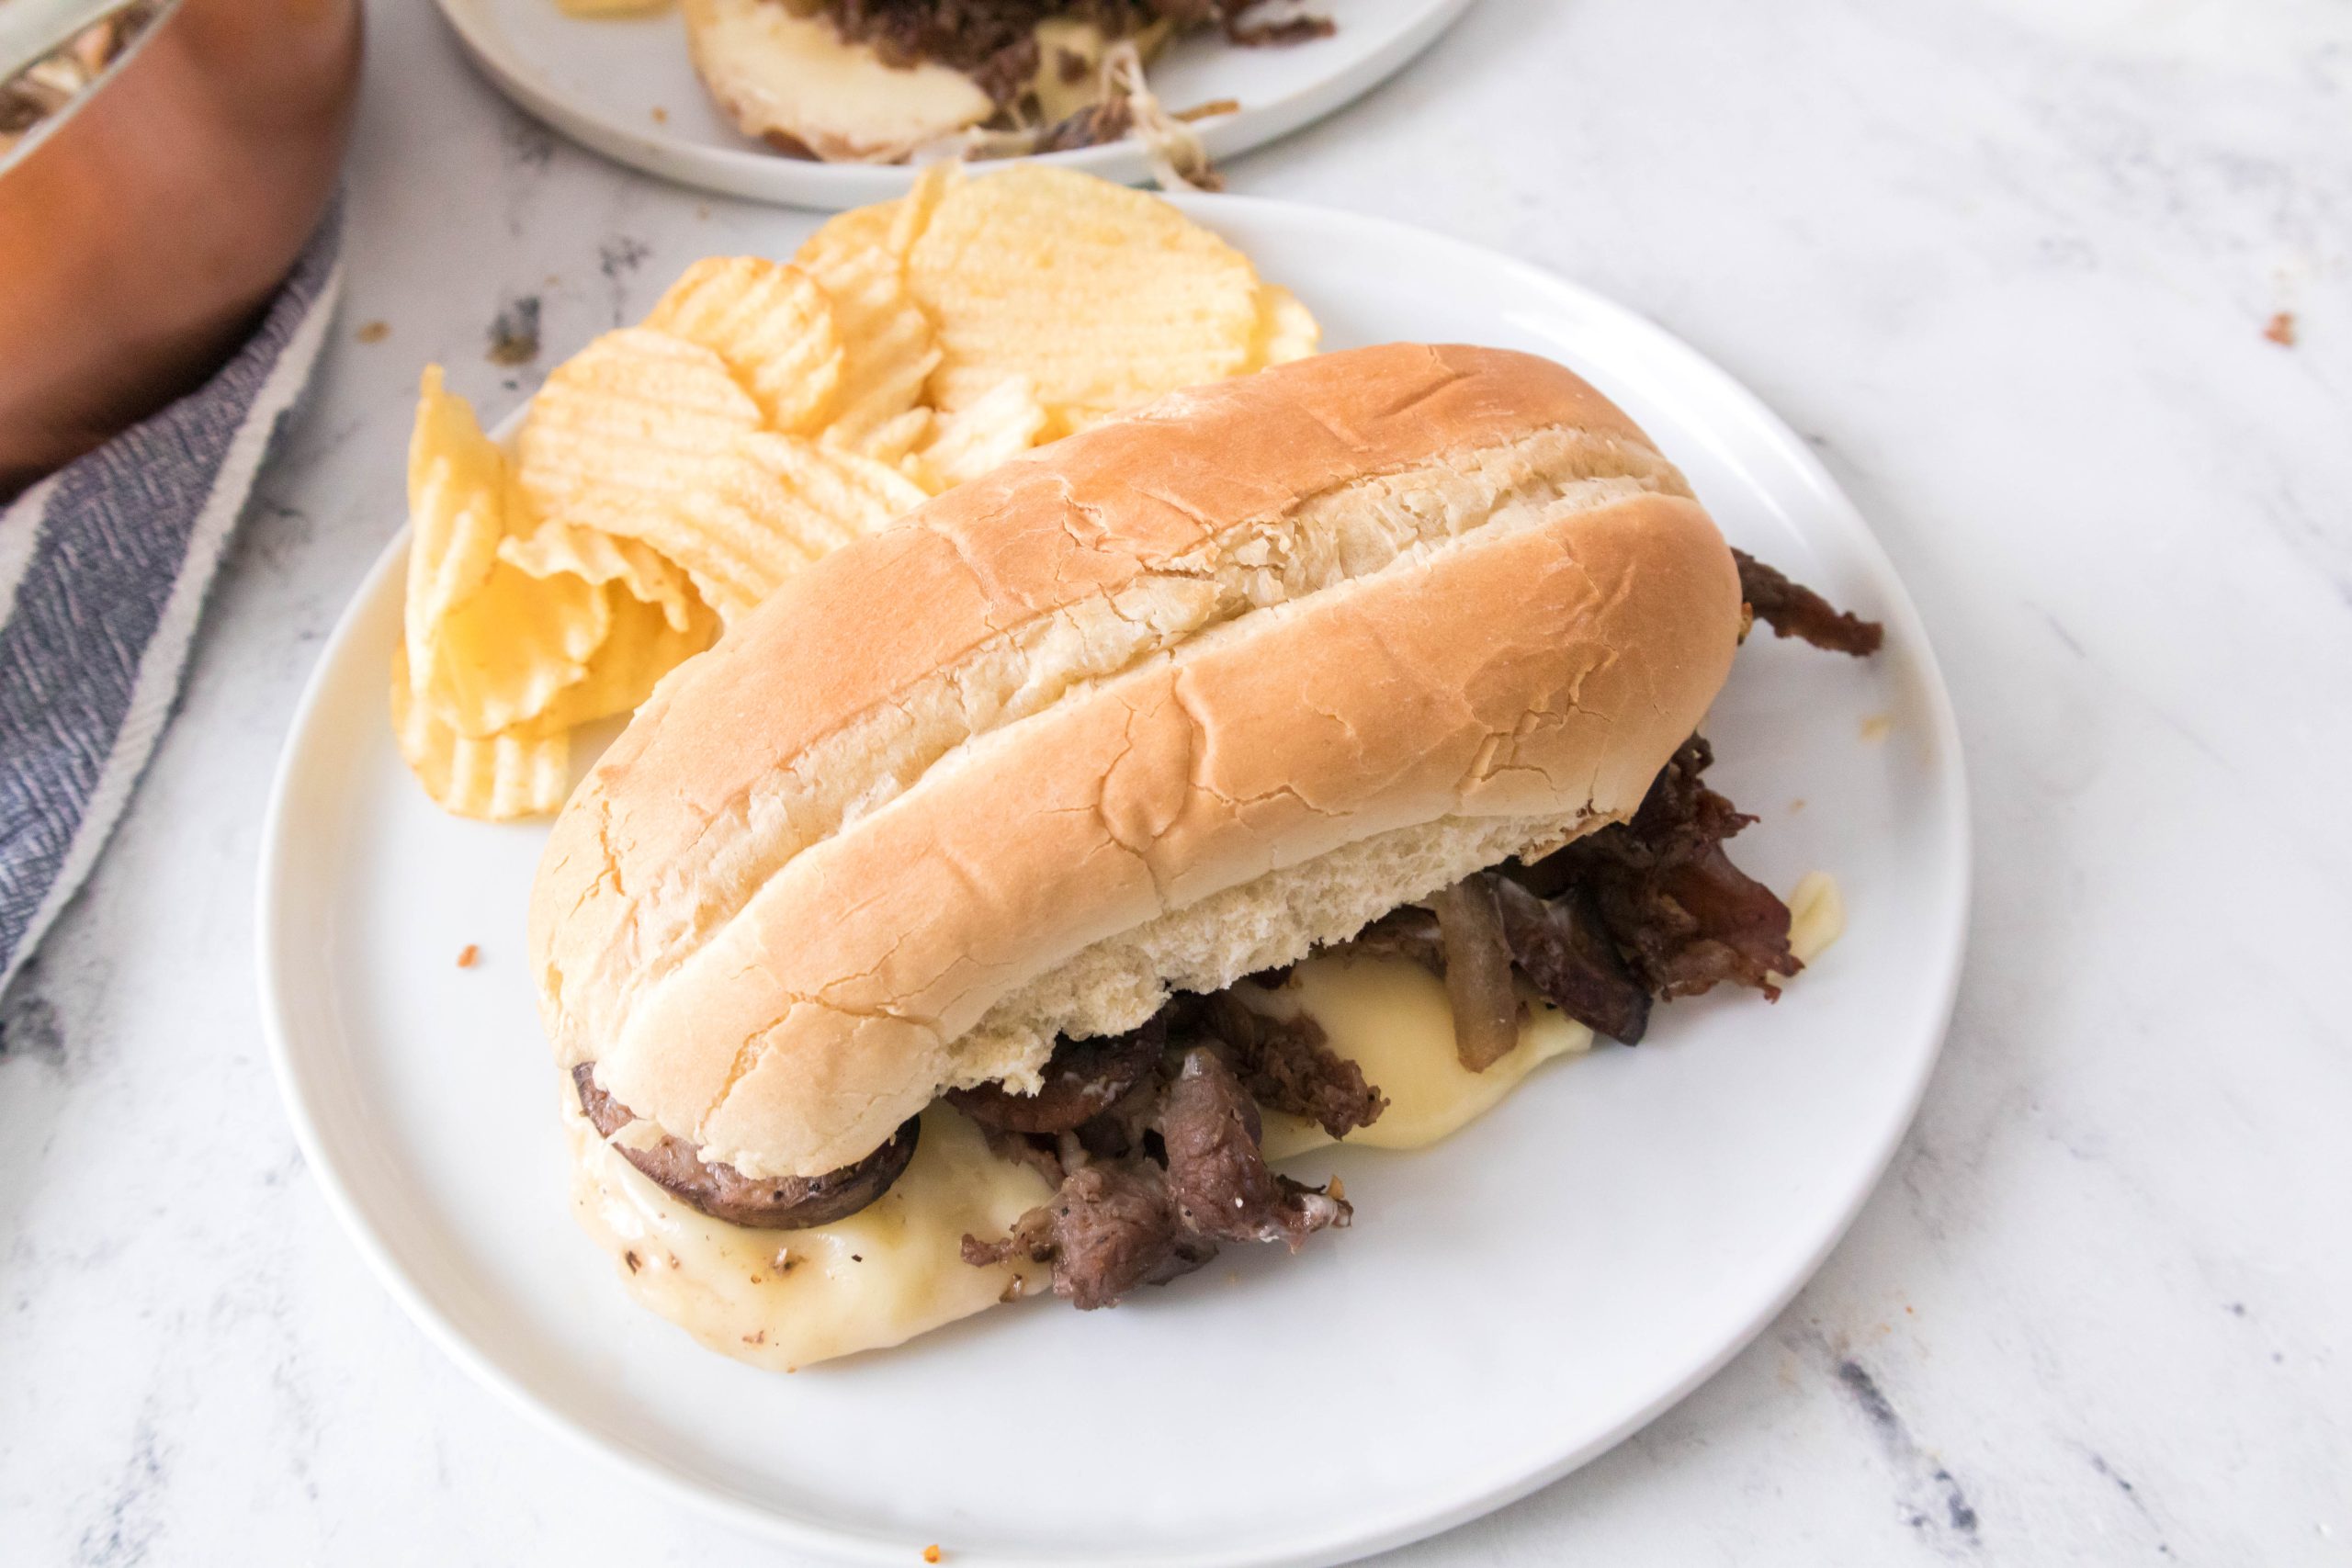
797;204;899;277
543;433;923;625
797;189;946;457
391;644;571;821
644;256;843;434
732;430;931;555
404;367;506;671
422;558;612;739
905;166;1262;432
404;369;611;739
890;161;960;253
500;515;700;633
911;373;1047;492
797;162;956;272
534;588;722;730
554;480;808;626
515;328;763;518
1249;284;1319;369
858;407;935;468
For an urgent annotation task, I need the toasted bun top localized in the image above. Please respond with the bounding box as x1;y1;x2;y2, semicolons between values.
529;344;1742;1179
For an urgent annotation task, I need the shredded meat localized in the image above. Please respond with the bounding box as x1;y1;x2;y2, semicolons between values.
1530;737;1797;1000
947;1014;1167;1134
1733;549;1883;657
1031;93;1133;152
1170;991;1385;1140
960;1161;1215;1309
961;1046;1346;1308
1488;875;1654;1044
810;0;1330;107
1159;1048;1349;1247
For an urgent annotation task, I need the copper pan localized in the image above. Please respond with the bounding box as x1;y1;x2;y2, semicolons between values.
0;0;362;494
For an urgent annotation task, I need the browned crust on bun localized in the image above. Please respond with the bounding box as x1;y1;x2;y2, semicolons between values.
530;344;1742;1178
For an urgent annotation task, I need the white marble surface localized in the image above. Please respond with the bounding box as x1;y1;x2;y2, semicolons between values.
5;0;2348;1562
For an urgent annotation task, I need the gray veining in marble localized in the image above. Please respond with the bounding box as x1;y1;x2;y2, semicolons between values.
3;0;2347;1562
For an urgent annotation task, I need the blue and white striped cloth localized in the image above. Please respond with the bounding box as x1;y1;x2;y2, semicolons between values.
0;208;343;995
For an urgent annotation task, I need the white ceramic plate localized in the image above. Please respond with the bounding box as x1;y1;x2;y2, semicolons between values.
259;196;1970;1566
434;0;1474;209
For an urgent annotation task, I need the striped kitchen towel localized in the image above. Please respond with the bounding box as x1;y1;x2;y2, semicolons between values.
0;205;344;995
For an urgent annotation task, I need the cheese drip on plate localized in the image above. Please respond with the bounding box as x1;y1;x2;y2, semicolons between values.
569;1101;1052;1372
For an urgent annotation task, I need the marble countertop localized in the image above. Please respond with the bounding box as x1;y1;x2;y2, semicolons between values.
5;0;2347;1562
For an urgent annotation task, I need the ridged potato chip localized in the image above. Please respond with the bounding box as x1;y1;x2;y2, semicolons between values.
549;433;926;624
534;588;722;730
500;515;701;633
555;480;808;626
858;407;935;468
906;166;1262;432
515;328;763;518
404;367;505;659
421;559;611;740
797;161;956;272
404;369;611;740
391;644;571;821
644;256;843;434
797;181;947;457
1250;284;1319;369
911;373;1048;492
731;430;931;556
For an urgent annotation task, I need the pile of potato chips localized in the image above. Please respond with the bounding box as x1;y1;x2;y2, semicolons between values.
394;164;1319;819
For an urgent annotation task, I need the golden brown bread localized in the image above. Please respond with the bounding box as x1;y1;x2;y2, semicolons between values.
529;344;1742;1178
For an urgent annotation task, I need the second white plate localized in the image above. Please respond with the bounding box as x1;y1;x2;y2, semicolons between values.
435;0;1476;209
260;195;1970;1565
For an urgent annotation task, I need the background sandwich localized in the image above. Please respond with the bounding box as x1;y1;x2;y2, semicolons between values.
683;0;1332;166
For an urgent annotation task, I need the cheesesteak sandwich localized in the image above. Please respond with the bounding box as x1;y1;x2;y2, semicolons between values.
530;343;1882;1370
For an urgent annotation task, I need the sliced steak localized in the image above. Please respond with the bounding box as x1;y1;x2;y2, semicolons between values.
960;1161;1215;1309
1173;991;1386;1140
962;1049;1345;1307
946;1015;1168;1134
1488;874;1654;1043
1158;1048;1349;1249
1532;737;1798;999
573;1064;919;1230
1732;549;1883;657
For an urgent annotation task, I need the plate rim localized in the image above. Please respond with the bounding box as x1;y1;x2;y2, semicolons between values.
430;0;1480;209
257;190;1973;1567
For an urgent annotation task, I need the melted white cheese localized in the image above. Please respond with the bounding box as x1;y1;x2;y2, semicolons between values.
570;1101;1051;1371
1027;18;1114;125
1786;870;1845;967
575;877;1844;1367
1243;956;1596;1162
